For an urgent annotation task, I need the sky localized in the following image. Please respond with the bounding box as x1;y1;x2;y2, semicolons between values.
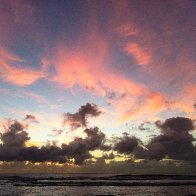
0;0;196;174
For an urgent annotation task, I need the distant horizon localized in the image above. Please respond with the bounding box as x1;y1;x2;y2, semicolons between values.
1;173;196;176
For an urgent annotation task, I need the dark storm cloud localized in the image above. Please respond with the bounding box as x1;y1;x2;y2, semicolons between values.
63;103;102;129
114;135;140;154
135;117;196;161
0;121;106;164
24;114;39;123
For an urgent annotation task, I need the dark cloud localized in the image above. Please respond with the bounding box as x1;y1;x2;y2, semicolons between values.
0;121;106;165
133;146;150;160
20;145;67;163
84;127;105;150
113;117;196;162
194;103;196;109
62;127;106;164
0;117;195;165
63;103;102;130
114;135;140;154
0;120;65;163
155;117;194;134
1;120;29;148
135;117;196;161
24;114;39;123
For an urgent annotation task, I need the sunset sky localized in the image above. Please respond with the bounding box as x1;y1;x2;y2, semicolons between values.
0;0;196;174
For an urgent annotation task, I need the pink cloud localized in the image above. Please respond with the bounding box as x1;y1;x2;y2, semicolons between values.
0;47;45;86
1;0;194;123
43;32;168;122
125;43;151;65
173;84;196;116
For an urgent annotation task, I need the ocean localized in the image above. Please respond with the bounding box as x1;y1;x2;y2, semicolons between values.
0;174;195;196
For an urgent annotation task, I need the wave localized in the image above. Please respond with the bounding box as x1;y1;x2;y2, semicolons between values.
1;175;196;187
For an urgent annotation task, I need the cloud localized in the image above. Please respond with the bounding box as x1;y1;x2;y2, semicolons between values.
63;103;102;129
0;120;30;161
174;84;196;114
115;1;196;117
155;117;194;134
0;120;106;165
135;117;196;161
0;47;45;86
0;116;195;165
0;0;195;123
61;127;106;164
1;120;29;148
111;117;196;162
46;21;168;123
24;114;39;123
1;64;44;86
125;43;151;65
114;134;140;154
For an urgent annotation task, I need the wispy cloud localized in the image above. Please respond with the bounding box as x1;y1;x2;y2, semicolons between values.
0;47;45;86
125;43;151;65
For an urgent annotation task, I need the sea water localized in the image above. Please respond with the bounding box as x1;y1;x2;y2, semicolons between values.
0;174;195;196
